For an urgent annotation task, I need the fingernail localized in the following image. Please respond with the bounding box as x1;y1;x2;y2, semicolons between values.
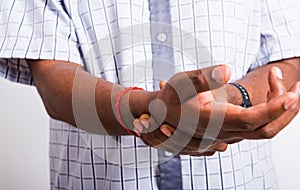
160;126;172;137
273;67;283;80
141;120;149;129
134;122;143;133
284;95;298;110
212;67;225;83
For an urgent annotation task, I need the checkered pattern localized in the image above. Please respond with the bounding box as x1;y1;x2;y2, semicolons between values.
1;0;300;189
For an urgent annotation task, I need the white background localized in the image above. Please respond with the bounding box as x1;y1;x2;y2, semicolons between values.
0;78;299;190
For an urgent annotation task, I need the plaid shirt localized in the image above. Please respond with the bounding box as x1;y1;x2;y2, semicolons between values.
1;0;300;189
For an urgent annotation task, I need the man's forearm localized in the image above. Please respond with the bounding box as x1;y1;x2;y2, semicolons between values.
227;58;300;106
28;60;154;135
28;60;231;137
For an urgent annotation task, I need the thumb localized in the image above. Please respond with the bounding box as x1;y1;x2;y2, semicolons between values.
267;67;286;101
185;64;231;93
164;64;231;102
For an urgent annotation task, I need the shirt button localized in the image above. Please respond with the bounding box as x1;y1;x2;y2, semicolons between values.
157;32;167;42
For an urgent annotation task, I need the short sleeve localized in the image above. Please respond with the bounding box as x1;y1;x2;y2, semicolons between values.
255;0;300;67
0;0;82;85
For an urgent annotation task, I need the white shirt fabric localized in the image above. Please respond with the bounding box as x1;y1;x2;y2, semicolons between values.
1;0;300;189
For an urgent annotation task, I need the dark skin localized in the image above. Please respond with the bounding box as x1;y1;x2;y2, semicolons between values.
28;58;300;156
28;60;229;135
136;58;300;155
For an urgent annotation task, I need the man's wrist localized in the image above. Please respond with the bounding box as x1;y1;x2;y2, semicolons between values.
225;83;244;105
129;90;157;117
228;83;252;108
118;89;156;129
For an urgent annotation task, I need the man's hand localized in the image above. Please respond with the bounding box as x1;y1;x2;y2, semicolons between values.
148;64;299;139
216;67;300;140
134;114;228;156
126;64;231;155
133;64;300;155
28;58;300;149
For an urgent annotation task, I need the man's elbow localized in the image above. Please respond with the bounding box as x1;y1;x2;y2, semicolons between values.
28;60;78;126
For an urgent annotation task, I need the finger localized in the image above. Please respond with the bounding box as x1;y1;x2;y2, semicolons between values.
140;114;151;129
159;120;224;150
179;150;217;156
142;128;224;156
140;114;151;120
141;127;186;153
159;123;200;150
213;143;228;152
141;117;228;155
160;124;175;137
267;67;286;100
140;127;167;148
244;82;300;140
140;130;171;149
132;114;151;135
144;123;213;153
168;64;231;101
223;137;243;144
224;107;299;140
133;113;157;137
220;92;299;132
195;141;228;153
186;64;231;92
192;92;297;140
133;119;142;136
160;124;220;151
180;142;228;156
159;80;166;89
140;114;162;133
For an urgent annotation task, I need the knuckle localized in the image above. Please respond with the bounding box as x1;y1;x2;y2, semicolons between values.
216;144;228;152
240;121;255;131
192;73;207;90
239;110;256;131
259;127;277;139
267;112;278;121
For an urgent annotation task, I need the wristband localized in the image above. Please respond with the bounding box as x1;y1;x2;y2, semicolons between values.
229;83;252;108
115;87;144;137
